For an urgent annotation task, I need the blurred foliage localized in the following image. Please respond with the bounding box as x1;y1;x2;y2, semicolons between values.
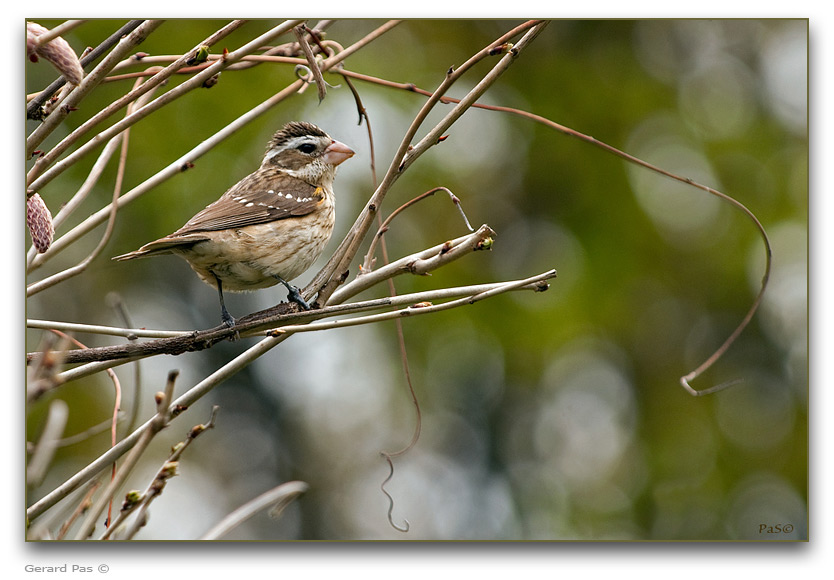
25;19;807;540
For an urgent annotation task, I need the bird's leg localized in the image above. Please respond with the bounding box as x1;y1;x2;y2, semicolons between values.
213;274;236;327
273;275;311;310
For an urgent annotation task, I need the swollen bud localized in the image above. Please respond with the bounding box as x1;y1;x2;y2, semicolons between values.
26;192;54;253
26;21;84;85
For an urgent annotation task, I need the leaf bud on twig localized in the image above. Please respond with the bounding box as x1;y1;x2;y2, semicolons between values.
121;490;144;512
187;44;210;65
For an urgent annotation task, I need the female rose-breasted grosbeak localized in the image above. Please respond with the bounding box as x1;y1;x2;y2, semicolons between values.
115;121;354;327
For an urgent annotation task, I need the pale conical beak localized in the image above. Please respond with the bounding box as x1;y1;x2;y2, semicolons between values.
323;139;355;166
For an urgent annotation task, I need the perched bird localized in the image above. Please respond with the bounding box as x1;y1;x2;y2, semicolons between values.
114;121;354;327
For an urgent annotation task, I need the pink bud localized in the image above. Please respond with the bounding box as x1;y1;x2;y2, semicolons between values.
27;193;54;253
26;21;84;85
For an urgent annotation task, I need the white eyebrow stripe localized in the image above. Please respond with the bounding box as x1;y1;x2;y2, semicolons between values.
263;147;284;162
264;135;319;161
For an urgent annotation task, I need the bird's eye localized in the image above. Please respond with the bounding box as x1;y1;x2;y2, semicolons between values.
297;142;317;154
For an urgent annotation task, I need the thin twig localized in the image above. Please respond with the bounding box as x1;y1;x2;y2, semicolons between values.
27;21;247;194
27;20;298;188
331;225;496;305
26;319;190;339
45;330;123;524
25;267;555;524
270;271;556;337
27;79;152;295
199;481;309;540
27;20;145;119
479;110;772;394
73;371;178;540
307;20;547;306
26;400;69;488
107;293;143;437
27;20;166;159
26;276;549;351
380;454;409;533
363;186;474;274
104;406;219;540
335;55;771;395
27;335;285;523
52;414;126;449
28;226;503;368
56;480;101;540
26;333;71;401
26;20;399;272
294;25;327;102
31;20;86;47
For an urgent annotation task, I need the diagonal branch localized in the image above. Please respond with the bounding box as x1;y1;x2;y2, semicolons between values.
27;79;157;295
26;20;248;190
26;20;166;158
27;19;300;189
27;20;145;119
73;370;178;540
27;332;291;522
306;20;548;306
199;481;309;540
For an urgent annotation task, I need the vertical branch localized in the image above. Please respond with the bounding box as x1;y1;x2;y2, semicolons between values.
26;400;69;488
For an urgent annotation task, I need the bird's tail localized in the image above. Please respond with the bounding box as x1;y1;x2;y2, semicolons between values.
112;234;208;261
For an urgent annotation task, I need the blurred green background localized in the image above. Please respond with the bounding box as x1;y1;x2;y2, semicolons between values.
25;19;807;540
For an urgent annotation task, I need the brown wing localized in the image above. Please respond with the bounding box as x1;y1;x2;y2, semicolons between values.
113;170;325;261
172;171;324;236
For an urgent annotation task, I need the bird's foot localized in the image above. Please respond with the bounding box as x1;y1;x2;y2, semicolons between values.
220;307;240;340
274;275;311;310
286;285;311;311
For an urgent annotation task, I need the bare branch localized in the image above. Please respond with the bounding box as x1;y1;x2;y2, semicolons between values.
24;21;562;534
27;20;145;118
27;334;287;523
26;319;189;340
27;80;155;293
26;20;400;272
102;406;219;540
27;267;552;370
271;271;555;337
27;20;299;189
200;481;309;540
27;20;166;158
332;225;495;305
294;25;327;102
29;20;86;47
26;400;69;488
73;371;179;540
307;20;548;306
27;20;247;195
